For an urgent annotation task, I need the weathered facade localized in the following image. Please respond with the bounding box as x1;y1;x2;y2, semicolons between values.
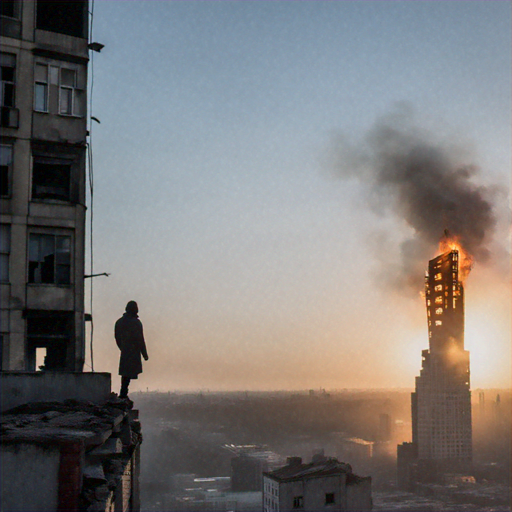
397;250;472;488
1;0;89;371
263;457;372;512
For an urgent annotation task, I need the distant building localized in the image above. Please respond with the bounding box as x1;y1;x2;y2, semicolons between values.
1;0;88;371
230;445;285;492
397;249;472;488
263;456;372;512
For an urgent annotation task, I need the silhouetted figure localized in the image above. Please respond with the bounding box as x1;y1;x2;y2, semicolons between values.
115;301;148;399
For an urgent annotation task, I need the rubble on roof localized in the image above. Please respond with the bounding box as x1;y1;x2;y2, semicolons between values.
0;396;142;512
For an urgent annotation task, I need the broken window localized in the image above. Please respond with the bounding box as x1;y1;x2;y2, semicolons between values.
325;493;335;505
26;310;74;371
36;1;87;38
0;224;10;282
28;233;71;285
32;156;72;201
435;296;443;304
293;496;304;509
1;144;12;196
434;273;442;281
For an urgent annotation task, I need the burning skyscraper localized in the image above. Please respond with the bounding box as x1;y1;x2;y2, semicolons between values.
398;237;472;488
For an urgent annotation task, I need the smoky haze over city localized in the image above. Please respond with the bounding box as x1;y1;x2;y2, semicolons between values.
84;2;509;510
87;0;511;394
1;1;509;511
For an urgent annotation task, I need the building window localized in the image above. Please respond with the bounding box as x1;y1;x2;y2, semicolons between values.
32;156;72;201
435;320;442;327
1;144;12;196
28;233;71;285
293;496;304;509
435;296;443;304
0;224;10;282
325;493;335;505
35;63;84;116
26;310;73;371
59;68;83;116
0;0;20;18
434;284;443;292
36;1;87;38
34;63;49;112
435;308;443;315
434;273;442;281
1;53;15;108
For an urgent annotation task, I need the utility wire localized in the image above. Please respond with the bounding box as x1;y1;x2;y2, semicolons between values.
87;0;96;372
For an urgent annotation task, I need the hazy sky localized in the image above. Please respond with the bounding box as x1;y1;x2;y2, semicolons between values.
86;1;511;392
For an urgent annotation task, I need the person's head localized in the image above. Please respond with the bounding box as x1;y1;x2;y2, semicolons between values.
125;301;138;315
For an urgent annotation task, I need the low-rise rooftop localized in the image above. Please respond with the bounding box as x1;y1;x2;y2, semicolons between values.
264;457;356;483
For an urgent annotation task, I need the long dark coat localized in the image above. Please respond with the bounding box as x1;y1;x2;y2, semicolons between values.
115;312;148;379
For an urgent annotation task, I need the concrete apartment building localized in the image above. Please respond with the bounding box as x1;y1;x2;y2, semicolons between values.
397;249;472;488
1;4;144;511
1;0;88;371
263;456;372;512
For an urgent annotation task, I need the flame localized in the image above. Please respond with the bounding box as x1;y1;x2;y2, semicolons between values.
439;232;473;281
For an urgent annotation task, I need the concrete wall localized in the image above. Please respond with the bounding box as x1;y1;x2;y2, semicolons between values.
346;478;372;511
0;443;60;512
0;371;111;411
280;475;346;512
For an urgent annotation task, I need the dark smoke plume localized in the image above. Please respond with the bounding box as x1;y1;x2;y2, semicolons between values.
330;105;500;293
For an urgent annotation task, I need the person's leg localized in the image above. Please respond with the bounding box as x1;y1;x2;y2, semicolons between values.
120;376;130;398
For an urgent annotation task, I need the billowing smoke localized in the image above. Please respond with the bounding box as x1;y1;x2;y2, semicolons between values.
330;105;500;293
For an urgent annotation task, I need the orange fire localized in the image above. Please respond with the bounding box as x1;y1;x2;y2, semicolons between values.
439;232;473;281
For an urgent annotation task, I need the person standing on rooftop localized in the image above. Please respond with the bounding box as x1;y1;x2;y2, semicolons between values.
115;301;149;399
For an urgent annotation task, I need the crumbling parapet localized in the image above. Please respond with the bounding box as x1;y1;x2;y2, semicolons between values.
0;396;142;512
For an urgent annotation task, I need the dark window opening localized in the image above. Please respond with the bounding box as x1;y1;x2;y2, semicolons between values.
0;334;4;370
28;233;71;285
32;159;71;201
26;310;73;371
325;493;335;505
36;1;87;38
0;0;20;18
1;144;12;196
1;224;10;282
1;53;15;108
1;54;18;128
293;496;304;509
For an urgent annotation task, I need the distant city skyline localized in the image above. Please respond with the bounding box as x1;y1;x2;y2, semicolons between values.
86;1;510;391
